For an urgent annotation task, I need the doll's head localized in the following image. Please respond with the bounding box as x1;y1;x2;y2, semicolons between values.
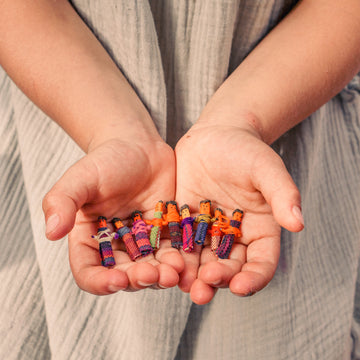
180;204;191;218
214;207;224;219
155;200;164;212
112;217;124;229
131;210;143;222
199;199;211;214
98;216;107;228
166;201;179;214
232;209;244;222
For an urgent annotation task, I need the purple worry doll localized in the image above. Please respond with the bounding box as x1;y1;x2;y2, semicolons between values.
216;209;244;259
163;201;182;249
194;200;212;245
91;216;116;267
180;204;194;253
131;211;153;256
112;217;142;261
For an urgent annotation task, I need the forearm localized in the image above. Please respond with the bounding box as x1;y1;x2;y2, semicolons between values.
0;0;160;152
198;0;360;144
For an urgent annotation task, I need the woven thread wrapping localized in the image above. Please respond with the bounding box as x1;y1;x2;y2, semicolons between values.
122;232;142;261
216;219;241;259
169;222;182;249
132;220;153;256
194;221;209;245
99;241;115;267
149;210;163;249
211;235;221;252
181;218;194;253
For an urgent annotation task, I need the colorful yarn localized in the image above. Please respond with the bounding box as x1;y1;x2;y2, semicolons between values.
216;219;241;259
211;235;221;252
115;225;141;261
149;210;163;249
99;241;116;266
194;220;210;245
92;217;117;267
181;217;194;252
168;221;182;249
131;219;153;256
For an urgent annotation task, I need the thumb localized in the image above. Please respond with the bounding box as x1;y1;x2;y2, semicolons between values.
252;149;304;233
42;157;95;240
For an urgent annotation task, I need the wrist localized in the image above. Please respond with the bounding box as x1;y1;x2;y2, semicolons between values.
87;112;163;153
194;107;265;143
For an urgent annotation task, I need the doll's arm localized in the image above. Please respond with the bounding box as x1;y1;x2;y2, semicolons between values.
0;0;161;153
197;0;360;144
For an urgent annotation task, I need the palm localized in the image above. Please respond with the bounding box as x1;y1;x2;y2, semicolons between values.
45;139;184;294
176;126;289;304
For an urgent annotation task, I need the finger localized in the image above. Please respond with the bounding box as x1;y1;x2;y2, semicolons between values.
178;244;202;293
155;239;185;274
190;279;217;305
126;261;159;289
251;149;304;232
76;266;129;295
156;263;180;289
229;236;280;296
198;244;246;287
42;157;97;240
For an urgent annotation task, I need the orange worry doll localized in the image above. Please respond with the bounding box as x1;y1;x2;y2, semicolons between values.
164;201;182;249
145;200;167;249
216;209;244;259
194;200;212;245
112;217;142;261
210;208;229;253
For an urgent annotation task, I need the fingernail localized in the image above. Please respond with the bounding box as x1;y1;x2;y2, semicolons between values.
46;214;59;235
108;284;125;293
292;206;304;226
211;280;222;286
137;281;155;287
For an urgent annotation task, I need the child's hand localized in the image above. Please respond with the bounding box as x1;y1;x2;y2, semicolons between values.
175;123;304;304
42;138;184;295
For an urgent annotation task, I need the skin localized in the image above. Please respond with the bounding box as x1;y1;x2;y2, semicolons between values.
0;0;184;294
1;0;360;301
175;0;360;304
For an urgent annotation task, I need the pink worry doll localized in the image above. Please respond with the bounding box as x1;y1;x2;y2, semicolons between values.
112;217;142;261
131;210;154;256
216;209;244;259
210;208;229;253
144;200;167;249
91;216;117;267
163;201;182;249
180;204;195;253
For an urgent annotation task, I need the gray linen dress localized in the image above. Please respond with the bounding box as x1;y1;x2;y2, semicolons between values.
0;1;359;359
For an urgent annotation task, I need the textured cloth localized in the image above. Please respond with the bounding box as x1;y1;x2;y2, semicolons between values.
0;0;360;359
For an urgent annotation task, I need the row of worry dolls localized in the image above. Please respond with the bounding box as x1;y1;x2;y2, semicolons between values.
92;199;244;267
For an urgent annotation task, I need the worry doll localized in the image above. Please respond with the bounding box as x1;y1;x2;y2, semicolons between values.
91;216;116;267
112;217;142;261
216;209;244;259
130;211;154;256
210;208;229;253
194;199;212;245
163;201;182;249
145;200;167;249
180;204;195;253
